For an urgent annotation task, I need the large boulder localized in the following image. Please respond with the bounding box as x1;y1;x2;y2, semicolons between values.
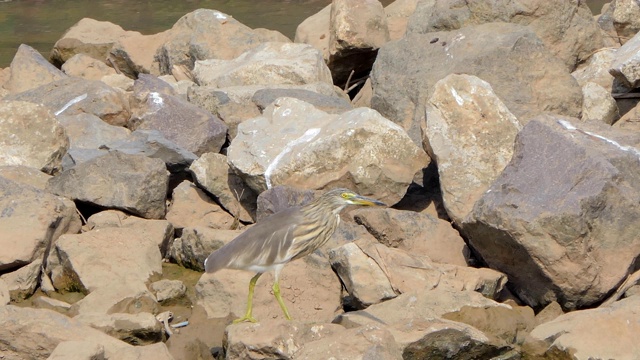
155;9;286;75
129;76;227;156
424;74;522;225
50;18;139;66
227;97;429;205
5;77;131;127
524;295;640;359
189;152;257;223
371;22;582;145
5;44;67;93
47;151;170;219
166;180;237;231
0;177;81;272
610;29;640;88
406;0;603;70
463;114;640;310
0;101;69;174
192;42;333;88
327;0;390;86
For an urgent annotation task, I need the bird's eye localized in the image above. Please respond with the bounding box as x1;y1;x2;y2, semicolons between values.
341;193;349;199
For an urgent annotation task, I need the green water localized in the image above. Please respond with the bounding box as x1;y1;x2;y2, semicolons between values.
0;0;611;68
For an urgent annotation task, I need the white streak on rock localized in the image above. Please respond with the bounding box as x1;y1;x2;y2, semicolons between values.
451;88;464;106
557;119;640;159
264;128;321;189
55;94;88;115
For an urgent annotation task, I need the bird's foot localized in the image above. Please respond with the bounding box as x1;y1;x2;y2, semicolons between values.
232;315;258;324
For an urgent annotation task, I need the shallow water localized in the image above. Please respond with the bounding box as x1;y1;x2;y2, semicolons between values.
0;0;611;68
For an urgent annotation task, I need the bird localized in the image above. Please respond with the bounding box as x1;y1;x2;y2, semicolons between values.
204;188;387;323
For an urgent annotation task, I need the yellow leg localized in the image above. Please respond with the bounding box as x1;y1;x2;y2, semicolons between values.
233;273;262;323
272;280;292;320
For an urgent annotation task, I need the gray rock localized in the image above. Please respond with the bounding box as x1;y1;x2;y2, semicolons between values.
6;44;67;93
192;42;333;88
255;185;316;222
424;74;521;225
129;88;227;156
189;152;257;223
371;22;582;145
57;113;130;149
0;100;69;174
406;0;603;70
47;151;169;219
169;227;242;271
0;177;81;272
5;77;131;127
463;114;640;310
228;97;429;205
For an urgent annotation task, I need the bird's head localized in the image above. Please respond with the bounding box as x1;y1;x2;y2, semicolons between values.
323;188;387;208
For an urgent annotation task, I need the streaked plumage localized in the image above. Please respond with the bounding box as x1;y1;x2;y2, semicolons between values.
204;188;386;323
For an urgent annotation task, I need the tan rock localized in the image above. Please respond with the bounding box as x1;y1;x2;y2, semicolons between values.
228;97;429;205
424;74;522;225
109;31;169;77
47;340;106;360
581;81;619;124
150;279;187;305
196;254;342;322
328;0;390;86
0;259;41;301
32;295;72;314
0;278;9;305
0;177;81;272
75;312;164;345
294;5;331;60
524;295;640;359
0;165;52;190
166;180;238;230
611;0;640;44
0;305;131;359
6;44;67;93
352;207;469;266
100;73;134;92
192;42;333;88
61;53;117;80
385;0;419;41
69;282;159;317
0;101;69;174
50;18;140;65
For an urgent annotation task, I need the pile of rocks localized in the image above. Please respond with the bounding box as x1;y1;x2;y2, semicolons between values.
1;0;640;359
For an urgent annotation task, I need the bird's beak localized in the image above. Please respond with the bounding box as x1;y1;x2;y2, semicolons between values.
351;194;387;207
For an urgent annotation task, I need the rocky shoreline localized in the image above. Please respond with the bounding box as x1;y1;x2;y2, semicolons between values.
1;0;640;359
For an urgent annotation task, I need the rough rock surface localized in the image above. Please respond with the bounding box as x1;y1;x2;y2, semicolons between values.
327;0;390;86
189;152;257;223
524;295;640;359
47;151;169;219
166;180;237;231
228;97;429;205
192;42;333;88
129;81;227;156
610;29;640;88
463;114;640;310
169;227;242;271
407;0;603;70
0;101;69;174
371;22;582;145
5;77;131;127
0;177;81;272
424;74;522;225
6;44;67;93
196;254;342;322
